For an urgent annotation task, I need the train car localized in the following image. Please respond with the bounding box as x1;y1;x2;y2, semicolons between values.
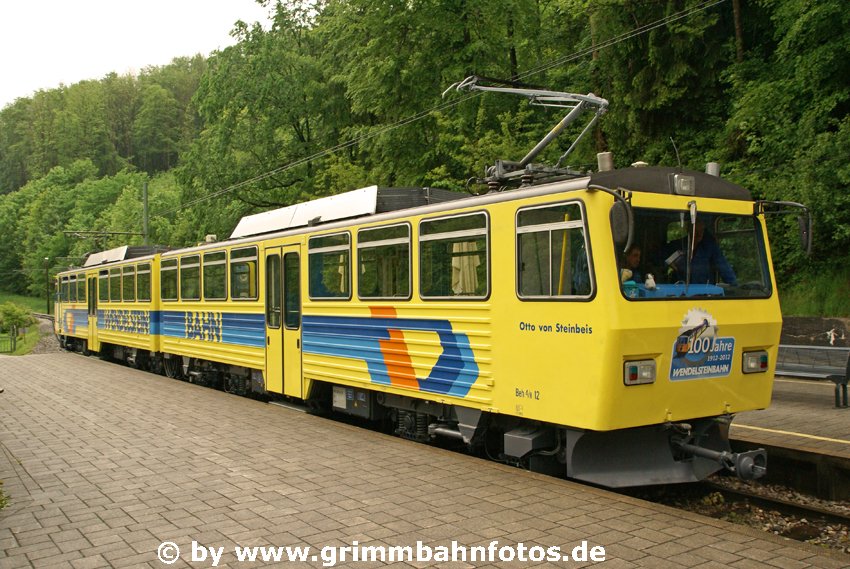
55;270;89;351
52;81;811;487
155;240;266;393
56;246;163;366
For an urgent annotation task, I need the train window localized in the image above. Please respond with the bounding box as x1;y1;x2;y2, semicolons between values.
60;277;69;302
77;273;86;303
230;247;258;300
180;255;201;301
420;213;489;299
615;209;771;300
109;268;121;302
203;251;227;300
358;224;410;299
517;202;592;298
98;270;109;302
308;233;350;299
284;252;301;329
69;275;77;302
122;266;136;302
161;259;178;301
137;264;151;302
266;254;281;329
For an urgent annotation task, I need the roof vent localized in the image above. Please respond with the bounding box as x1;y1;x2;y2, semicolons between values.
631;161;649;168
204;234;218;243
705;162;721;177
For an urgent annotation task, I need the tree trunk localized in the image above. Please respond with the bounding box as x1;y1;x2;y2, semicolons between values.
733;0;744;63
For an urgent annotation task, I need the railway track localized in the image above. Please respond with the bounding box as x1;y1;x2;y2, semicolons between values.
630;477;850;552
705;479;850;527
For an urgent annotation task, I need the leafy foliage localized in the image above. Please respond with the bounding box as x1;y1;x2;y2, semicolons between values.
0;302;36;334
0;0;847;313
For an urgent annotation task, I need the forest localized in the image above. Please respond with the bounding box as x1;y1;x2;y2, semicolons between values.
0;0;847;314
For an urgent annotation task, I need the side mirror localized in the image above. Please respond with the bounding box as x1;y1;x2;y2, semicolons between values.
610;202;630;248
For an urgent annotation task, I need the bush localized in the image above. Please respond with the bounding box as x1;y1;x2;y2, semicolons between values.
0;302;36;335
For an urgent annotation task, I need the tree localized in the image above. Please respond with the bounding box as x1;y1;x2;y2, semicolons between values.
134;84;181;173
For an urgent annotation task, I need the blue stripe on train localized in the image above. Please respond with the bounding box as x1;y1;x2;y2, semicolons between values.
160;310;266;348
302;315;479;397
95;309;264;348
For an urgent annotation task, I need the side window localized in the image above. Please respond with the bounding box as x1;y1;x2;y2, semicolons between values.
161;259;178;301
99;271;109;302
308;233;350;299
203;251;227;300
358;224;410;299
230;247;258;300
109;268;121;302
137;263;151;302
517;202;591;298
122;266;136;302
180;255;201;301
61;277;69;302
69;276;77;302
420;213;489;299
77;273;87;303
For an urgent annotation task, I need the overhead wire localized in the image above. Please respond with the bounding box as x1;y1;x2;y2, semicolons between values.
152;0;728;218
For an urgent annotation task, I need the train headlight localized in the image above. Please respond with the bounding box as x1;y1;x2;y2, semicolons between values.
742;350;769;373
624;360;656;385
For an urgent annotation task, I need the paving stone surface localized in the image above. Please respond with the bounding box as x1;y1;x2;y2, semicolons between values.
733;377;850;458
1;353;847;568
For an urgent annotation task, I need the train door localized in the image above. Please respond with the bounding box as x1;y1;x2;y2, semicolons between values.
265;249;283;394
87;275;100;352
282;245;302;398
265;244;303;398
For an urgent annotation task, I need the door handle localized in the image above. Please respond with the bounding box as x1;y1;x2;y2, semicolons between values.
267;336;270;346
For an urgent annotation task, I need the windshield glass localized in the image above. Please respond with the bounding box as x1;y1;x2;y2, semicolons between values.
616;208;772;300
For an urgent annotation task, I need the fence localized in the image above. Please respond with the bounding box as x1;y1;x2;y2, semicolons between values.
0;327;17;354
776;344;850;407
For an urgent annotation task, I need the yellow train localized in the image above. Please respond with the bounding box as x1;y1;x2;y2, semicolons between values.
54;82;811;487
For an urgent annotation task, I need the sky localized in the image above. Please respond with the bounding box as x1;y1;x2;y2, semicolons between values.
0;0;273;109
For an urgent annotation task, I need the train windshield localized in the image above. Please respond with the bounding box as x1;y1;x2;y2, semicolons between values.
616;208;772;300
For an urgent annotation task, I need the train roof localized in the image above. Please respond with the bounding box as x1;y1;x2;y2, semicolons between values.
590;166;752;201
82;246;167;267
230;186;466;239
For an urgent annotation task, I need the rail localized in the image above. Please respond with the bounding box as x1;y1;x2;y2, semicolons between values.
776;344;849;407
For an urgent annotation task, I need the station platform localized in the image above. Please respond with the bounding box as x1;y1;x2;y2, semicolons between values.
0;353;847;568
732;377;850;460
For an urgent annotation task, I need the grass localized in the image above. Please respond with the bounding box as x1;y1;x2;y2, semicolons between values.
779;267;850;317
0;293;47;314
10;326;43;355
0;293;48;355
